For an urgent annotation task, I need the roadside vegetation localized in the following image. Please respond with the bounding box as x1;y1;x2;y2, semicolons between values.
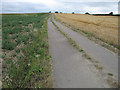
2;13;53;88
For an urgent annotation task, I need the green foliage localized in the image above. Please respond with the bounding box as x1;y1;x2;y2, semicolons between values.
15;48;20;54
2;40;17;50
2;13;51;88
80;49;84;52
108;73;113;76
25;27;30;32
2;13;48;50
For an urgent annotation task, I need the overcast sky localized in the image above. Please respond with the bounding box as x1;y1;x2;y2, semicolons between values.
1;0;119;14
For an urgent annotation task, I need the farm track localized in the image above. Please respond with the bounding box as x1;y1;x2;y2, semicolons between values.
48;17;111;88
52;15;118;81
53;15;118;77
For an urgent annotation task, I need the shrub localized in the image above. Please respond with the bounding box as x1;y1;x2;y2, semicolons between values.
55;11;58;13
72;12;75;14
109;12;113;15
85;12;90;15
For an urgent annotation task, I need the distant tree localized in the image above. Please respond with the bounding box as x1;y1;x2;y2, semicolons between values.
49;11;51;13
72;12;75;14
55;11;58;13
60;12;62;13
85;12;90;15
109;12;113;15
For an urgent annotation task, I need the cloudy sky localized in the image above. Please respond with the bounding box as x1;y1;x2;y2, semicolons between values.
1;0;119;14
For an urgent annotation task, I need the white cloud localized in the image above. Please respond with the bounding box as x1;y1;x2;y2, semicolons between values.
2;0;60;6
2;0;119;2
82;3;118;14
63;0;119;2
1;0;118;14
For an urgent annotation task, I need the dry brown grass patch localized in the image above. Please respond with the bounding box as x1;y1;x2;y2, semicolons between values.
55;13;118;47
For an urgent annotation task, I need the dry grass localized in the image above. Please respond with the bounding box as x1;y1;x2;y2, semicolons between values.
55;13;118;47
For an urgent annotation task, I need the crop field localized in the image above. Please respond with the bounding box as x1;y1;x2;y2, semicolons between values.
2;13;52;88
55;13;118;48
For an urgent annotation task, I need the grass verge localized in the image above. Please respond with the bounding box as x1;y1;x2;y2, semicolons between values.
2;13;53;88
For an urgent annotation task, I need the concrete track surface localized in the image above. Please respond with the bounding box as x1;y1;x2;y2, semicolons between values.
48;17;112;88
52;16;118;80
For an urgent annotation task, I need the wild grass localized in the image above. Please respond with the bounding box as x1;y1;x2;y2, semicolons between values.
2;13;52;88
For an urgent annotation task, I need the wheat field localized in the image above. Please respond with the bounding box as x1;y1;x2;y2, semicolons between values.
55;13;118;47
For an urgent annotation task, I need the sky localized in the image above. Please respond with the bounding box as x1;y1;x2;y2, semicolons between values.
1;0;119;14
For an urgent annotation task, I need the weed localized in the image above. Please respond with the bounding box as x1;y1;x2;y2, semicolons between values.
80;49;83;52
82;53;91;60
12;54;16;57
25;27;30;32
2;54;6;59
15;49;20;54
108;73;113;76
94;64;103;70
2;40;17;50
